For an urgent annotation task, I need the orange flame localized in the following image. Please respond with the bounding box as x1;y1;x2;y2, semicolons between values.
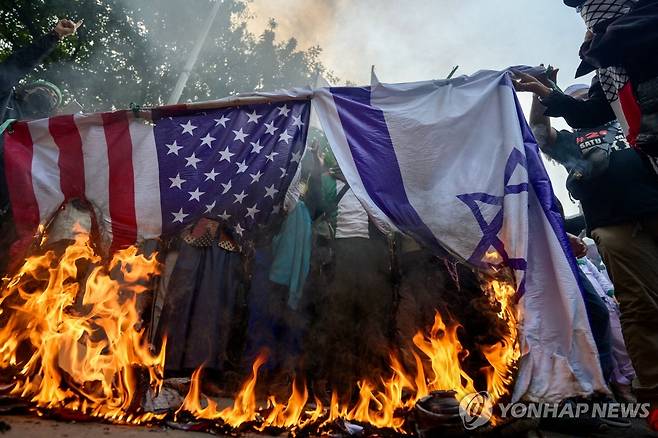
2;232;519;433
0;232;165;423
179;272;519;433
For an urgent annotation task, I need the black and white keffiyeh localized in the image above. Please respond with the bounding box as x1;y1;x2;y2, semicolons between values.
598;66;629;102
577;0;639;102
579;0;639;28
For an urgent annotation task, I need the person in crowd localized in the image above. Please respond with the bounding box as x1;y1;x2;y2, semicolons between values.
515;68;658;428
578;254;637;402
242;146;316;397
562;0;658;161
0;18;77;124
0;18;79;273
304;147;395;399
155;219;247;392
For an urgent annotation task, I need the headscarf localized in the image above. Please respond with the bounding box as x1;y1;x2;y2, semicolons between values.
23;80;62;106
573;0;639;103
578;0;638;29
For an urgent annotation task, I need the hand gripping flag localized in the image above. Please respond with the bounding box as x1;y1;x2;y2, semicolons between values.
312;70;608;402
4;94;311;254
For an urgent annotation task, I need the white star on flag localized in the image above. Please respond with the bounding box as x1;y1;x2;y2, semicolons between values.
204;168;220;181
233;190;247;204
292;115;304;128
214;115;230;127
221;180;232;194
155;99;311;240
246;110;263;124
169;173;186;189
250;140;264;154
250;170;263;183
188;187;204;202
185;152;202;169
200;133;216;148
272;205;281;214
180;120;197;136
264;121;278;135
264;184;279;199
235;223;245;236
246;204;260;219
236;160;248;173
279;131;293;144
172;208;189;223
219;146;235;162
233;128;248;143
205;200;216;213
166;140;183;155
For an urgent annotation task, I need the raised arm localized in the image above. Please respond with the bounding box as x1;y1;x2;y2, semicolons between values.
540;78;616;129
529;93;558;151
514;70;558;150
0;19;78;93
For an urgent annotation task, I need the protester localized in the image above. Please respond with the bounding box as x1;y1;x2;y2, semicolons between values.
0;18;79;273
563;0;658;161
155;219;246;386
578;255;637;402
394;236;447;367
305;154;395;398
515;68;658;427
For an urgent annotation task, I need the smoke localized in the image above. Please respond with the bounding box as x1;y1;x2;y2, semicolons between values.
248;0;588;86
246;0;584;215
247;0;344;47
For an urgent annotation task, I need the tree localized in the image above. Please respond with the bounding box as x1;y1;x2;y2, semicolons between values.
0;0;336;112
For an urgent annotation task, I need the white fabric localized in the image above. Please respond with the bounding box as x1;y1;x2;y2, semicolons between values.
128;114;162;239
27;118;64;224
335;181;370;239
579;258;636;385
580;258;615;298
313;69;608;402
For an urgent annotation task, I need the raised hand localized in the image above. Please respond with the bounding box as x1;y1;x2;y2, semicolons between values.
512;71;552;98
53;19;82;39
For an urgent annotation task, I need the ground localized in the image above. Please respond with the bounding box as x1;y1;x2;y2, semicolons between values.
1;415;657;438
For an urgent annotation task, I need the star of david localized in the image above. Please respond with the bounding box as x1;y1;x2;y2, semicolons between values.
457;149;529;276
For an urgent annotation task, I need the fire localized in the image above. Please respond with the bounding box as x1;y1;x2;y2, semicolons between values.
0;232;165;423
1;229;519;434
177;270;520;433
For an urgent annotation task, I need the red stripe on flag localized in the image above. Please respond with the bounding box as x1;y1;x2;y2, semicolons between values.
49;115;85;200
619;82;641;146
101;111;137;252
3;122;40;255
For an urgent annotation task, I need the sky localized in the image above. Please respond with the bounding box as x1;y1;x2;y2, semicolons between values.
248;0;590;216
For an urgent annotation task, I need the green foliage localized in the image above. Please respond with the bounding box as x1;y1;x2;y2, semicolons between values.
0;0;336;112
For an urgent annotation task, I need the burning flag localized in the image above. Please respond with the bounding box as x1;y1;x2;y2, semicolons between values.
311;69;608;402
3;95;311;255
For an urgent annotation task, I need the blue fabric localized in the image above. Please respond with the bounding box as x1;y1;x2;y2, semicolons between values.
153;101;310;239
269;201;312;310
329;86;442;254
155;242;241;372
578;268;614;381
244;247;304;371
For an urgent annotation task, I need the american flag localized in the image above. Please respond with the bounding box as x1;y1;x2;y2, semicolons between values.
4;99;311;253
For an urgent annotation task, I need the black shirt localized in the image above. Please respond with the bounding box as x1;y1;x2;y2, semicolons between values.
553;128;658;232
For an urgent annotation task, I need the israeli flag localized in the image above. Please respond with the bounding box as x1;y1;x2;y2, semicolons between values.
312;70;607;402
